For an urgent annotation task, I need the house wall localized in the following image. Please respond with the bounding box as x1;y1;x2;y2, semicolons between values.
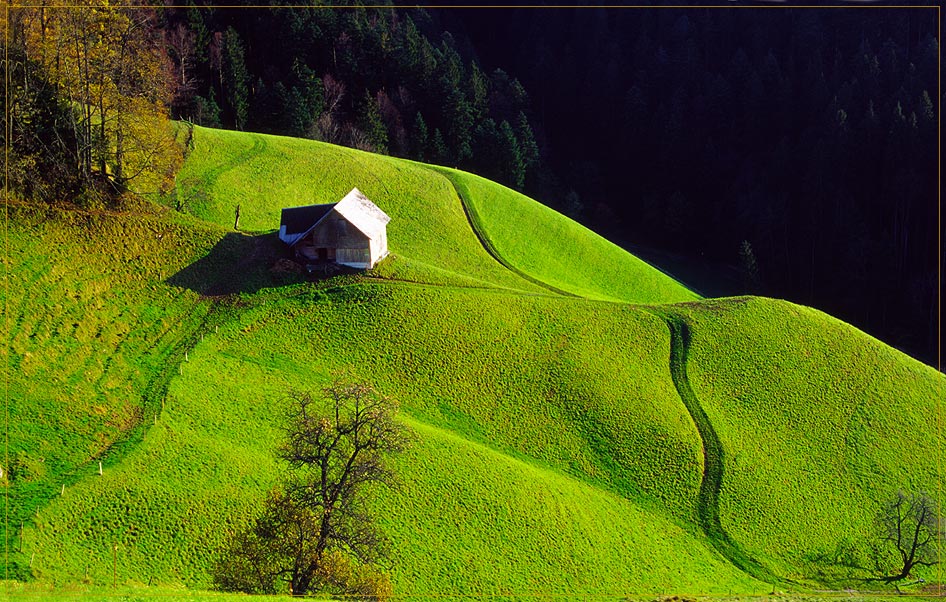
337;247;372;268
294;215;388;269
369;231;389;268
296;217;368;262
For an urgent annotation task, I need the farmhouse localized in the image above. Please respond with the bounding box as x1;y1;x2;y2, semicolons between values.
278;187;390;269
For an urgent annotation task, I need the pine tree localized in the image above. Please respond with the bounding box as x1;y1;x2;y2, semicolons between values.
358;92;389;154
468;62;489;121
443;86;473;164
410;112;429;161
430;128;448;165
195;89;222;128
919;90;935;126
739;240;761;292
222;27;249;130
498;120;525;190
514;112;539;173
472;118;501;177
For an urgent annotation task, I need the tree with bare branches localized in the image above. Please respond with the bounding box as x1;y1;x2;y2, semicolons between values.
874;490;943;583
214;381;410;599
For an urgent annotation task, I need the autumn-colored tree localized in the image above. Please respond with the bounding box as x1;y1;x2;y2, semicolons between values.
0;9;79;201
18;1;178;198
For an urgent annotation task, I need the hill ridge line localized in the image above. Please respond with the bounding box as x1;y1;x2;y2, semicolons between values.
441;172;579;299
650;309;778;584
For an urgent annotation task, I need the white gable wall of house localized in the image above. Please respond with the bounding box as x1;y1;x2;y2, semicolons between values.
279;188;390;269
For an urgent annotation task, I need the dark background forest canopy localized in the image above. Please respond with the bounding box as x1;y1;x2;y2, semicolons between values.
458;7;941;367
3;1;941;369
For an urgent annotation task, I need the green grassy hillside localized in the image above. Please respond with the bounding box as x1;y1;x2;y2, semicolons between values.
27;283;760;595
1;202;225;577
10;126;945;597
672;298;944;583
442;168;699;303
175;126;696;304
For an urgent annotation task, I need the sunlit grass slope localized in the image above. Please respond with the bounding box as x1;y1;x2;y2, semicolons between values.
174;126;542;293
175;126;696;304
28;283;764;595
441;168;698;304
1;202;232;575
15;126;946;597
675;297;945;583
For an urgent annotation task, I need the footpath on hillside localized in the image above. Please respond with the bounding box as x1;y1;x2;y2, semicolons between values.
445;177;579;298
651;310;779;585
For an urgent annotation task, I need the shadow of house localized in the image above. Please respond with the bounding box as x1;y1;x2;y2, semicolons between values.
166;232;303;296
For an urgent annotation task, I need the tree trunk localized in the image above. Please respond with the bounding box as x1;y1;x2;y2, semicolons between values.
99;90;107;178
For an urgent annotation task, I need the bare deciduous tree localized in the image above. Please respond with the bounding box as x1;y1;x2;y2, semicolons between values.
214;380;410;599
874;490;943;583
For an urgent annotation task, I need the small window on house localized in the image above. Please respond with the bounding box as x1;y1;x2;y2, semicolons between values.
337;220;348;236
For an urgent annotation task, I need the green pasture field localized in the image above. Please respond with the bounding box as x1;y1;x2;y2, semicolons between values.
2;201;224;577
9;126;946;597
673;297;944;585
173;126;541;293
25;282;759;595
174;126;696;303
441;167;699;304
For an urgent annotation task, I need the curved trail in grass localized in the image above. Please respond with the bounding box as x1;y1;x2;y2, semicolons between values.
184;133;268;200
655;310;777;584
8;304;224;578
444;176;579;298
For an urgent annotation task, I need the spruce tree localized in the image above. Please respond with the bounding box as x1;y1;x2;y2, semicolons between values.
410;112;429;161
514;111;540;173
222;27;249;130
359;92;389;154
498;120;525;190
430;128;448;165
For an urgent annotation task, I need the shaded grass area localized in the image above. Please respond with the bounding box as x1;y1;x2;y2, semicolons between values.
439;167;700;304
674;297;946;585
26;283;760;595
164;231;304;296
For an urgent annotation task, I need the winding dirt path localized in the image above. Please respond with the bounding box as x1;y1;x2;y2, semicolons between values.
657;310;777;583
443;176;579;298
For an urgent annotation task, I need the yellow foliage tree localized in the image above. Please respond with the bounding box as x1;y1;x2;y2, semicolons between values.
17;1;180;197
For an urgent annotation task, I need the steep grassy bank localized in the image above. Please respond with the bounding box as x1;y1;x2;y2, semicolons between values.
25;283;762;595
442;168;698;304
675;297;944;583
2;202;225;577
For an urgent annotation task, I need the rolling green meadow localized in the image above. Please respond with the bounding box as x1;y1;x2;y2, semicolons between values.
6;126;945;599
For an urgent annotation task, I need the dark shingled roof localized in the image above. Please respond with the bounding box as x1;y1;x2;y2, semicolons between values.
280;203;335;235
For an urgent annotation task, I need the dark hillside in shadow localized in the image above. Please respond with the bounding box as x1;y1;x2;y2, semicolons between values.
166;232;304;296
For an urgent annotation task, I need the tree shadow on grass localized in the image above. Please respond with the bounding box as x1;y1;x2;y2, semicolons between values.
166;231;308;296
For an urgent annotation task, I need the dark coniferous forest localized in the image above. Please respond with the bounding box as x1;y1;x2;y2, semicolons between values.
459;7;941;368
2;2;941;367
